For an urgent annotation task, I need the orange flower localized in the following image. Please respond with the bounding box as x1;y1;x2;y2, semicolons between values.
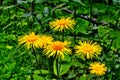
44;41;71;59
75;41;102;59
18;32;41;50
49;17;76;31
89;62;107;76
39;35;54;48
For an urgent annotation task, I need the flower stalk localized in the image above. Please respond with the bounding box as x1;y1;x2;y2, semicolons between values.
62;30;64;41
32;48;46;80
56;56;61;80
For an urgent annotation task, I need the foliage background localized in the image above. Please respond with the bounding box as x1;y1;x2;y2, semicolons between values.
0;0;120;80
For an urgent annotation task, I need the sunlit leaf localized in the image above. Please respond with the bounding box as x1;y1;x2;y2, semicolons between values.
33;74;44;80
73;0;85;6
60;62;71;76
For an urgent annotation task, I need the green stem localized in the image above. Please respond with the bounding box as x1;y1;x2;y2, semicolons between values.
62;30;64;41
32;49;46;80
74;31;76;44
48;58;52;80
89;0;93;26
84;58;87;74
115;10;120;27
90;0;93;18
74;5;77;44
56;57;61;80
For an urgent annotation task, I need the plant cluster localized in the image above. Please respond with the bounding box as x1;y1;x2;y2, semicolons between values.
18;17;107;80
0;0;120;80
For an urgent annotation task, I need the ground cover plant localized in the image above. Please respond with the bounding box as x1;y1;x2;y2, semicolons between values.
0;0;120;80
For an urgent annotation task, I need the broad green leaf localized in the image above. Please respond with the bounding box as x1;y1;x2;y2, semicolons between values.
75;18;88;34
62;54;71;62
60;62;71;76
53;59;71;76
33;74;44;80
76;24;87;34
33;70;48;80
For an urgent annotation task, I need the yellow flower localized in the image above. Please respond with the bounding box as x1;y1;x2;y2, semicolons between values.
74;41;102;59
89;62;107;76
39;35;54;48
44;41;71;59
49;17;76;31
18;32;41;50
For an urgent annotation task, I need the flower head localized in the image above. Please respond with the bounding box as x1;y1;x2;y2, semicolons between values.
89;62;107;76
18;32;41;50
39;35;54;48
74;41;102;59
49;17;76;32
44;41;71;59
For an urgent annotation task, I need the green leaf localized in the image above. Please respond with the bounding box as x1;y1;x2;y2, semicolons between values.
35;0;44;3
25;75;31;80
34;70;49;75
76;24;87;34
60;62;71;76
62;54;71;62
36;14;43;20
60;0;69;2
79;75;87;80
53;59;71;76
98;26;111;37
68;71;77;79
105;0;108;4
33;70;48;80
17;0;27;4
43;7;49;16
0;5;16;10
27;0;34;2
71;61;81;67
3;21;17;30
75;19;88;34
109;30;116;38
73;0;85;6
53;60;57;76
112;31;120;49
6;45;13;49
33;74;44;80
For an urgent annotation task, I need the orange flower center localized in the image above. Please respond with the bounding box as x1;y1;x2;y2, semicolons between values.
51;41;65;51
27;35;38;42
94;66;101;71
57;20;68;26
82;44;93;53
